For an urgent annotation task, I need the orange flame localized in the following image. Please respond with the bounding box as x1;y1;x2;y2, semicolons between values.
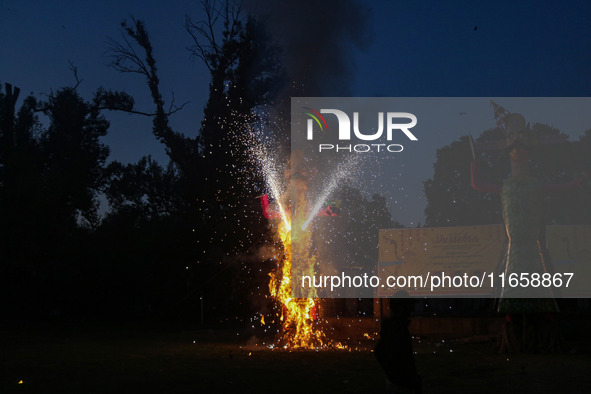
268;215;328;349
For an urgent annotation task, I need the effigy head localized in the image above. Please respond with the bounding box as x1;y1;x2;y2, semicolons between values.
504;113;531;152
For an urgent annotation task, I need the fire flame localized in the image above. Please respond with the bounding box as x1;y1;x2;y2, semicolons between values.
268;214;329;349
253;147;346;350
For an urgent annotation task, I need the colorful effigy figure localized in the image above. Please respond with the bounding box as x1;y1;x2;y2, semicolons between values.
493;113;556;312
471;106;587;351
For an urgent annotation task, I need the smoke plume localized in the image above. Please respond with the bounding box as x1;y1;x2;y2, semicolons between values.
244;0;370;97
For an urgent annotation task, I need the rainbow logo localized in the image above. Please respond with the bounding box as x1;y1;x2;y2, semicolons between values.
303;107;328;132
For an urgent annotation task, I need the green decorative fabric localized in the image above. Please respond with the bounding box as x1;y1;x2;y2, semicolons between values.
498;176;558;313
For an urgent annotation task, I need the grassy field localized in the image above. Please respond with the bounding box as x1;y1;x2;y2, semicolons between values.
1;321;590;393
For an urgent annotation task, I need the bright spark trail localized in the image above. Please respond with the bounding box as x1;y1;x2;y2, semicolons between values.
301;155;362;230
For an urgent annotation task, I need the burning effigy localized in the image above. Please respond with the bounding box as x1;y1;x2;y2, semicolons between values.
254;147;344;349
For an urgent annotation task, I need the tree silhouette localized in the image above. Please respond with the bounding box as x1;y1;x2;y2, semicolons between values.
105;6;285;319
0;82;132;315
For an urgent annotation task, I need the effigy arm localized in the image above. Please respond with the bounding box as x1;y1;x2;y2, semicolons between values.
543;171;589;192
471;161;502;193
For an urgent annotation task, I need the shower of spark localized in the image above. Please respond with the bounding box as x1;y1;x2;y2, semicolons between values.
301;155;362;230
245;115;291;230
256;149;291;230
244;120;346;349
242;110;378;350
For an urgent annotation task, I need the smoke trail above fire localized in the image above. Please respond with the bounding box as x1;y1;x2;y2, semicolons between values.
244;0;370;98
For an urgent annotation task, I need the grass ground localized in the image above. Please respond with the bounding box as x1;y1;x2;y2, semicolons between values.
1;321;590;393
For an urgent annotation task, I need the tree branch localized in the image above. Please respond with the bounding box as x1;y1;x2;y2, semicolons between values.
96;101;188;117
68;60;83;89
185;0;242;73
106;29;151;76
105;17;197;169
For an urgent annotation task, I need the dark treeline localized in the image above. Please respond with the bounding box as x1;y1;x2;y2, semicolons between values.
5;5;587;326
0;3;394;325
0;6;286;323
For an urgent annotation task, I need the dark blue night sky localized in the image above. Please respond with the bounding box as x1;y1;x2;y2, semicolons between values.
2;0;590;225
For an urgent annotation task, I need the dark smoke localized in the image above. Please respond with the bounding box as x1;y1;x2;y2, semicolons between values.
244;0;371;97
